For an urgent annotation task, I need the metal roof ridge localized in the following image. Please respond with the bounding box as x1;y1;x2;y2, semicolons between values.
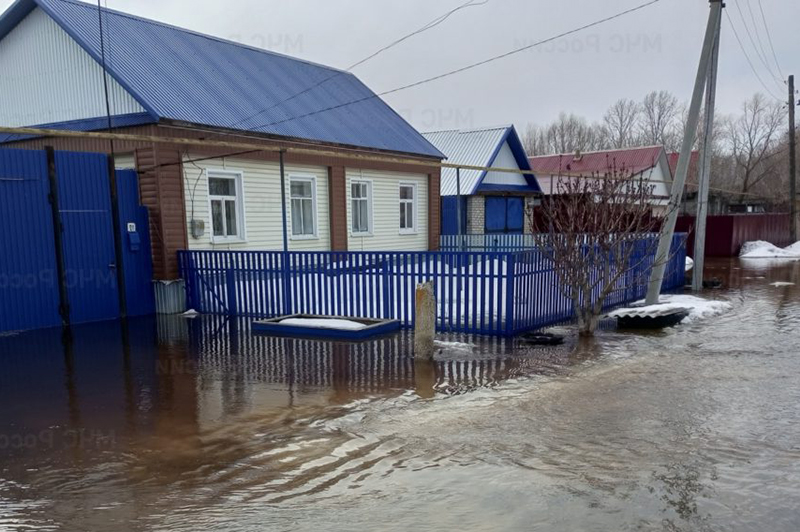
37;0;348;75
422;125;512;135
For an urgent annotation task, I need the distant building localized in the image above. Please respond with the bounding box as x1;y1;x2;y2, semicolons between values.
529;145;673;217
0;0;445;278
422;126;541;235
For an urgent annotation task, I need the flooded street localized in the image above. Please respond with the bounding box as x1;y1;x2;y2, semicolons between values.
1;258;799;531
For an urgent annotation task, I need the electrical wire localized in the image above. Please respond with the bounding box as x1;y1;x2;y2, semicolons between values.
723;9;784;102
731;0;783;89
755;0;786;83
228;0;489;129
237;0;662;133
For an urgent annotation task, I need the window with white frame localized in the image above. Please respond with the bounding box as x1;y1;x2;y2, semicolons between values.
290;177;317;238
351;180;371;234
208;170;243;241
399;183;416;233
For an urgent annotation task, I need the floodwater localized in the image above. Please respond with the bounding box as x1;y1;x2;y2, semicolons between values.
0;258;798;531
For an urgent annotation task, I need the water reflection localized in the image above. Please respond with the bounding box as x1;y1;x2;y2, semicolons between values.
0;258;797;531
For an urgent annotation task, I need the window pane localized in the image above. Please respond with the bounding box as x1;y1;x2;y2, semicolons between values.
352;199;361;232
291;181;311;198
291;198;303;235
400;185;413;200
359;200;369;232
400;203;406;228
225;199;237;236
302;198;314;234
209;177;235;196
211;200;223;236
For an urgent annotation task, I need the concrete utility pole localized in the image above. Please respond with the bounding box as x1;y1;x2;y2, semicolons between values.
790;75;797;242
646;0;723;305
692;6;722;291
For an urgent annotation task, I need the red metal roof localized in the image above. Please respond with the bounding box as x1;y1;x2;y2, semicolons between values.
667;151;700;185
529;146;664;176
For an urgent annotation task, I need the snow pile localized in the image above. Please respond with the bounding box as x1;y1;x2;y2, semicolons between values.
769;281;795;287
279;318;367;330
740;241;800;259
182;309;200;318
685;256;694;272
608;294;732;324
784;241;800;254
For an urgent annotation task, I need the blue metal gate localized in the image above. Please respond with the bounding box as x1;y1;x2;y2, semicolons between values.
54;151;121;324
0;148;154;333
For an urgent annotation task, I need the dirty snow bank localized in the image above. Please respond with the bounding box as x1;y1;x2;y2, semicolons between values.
607;294;733;324
279;318;367;330
740;241;800;259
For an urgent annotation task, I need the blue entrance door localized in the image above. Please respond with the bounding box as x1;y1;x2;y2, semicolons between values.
485;196;524;234
55;152;121;324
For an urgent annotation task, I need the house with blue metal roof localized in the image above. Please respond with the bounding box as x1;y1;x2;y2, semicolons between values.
0;0;445;279
422;125;541;235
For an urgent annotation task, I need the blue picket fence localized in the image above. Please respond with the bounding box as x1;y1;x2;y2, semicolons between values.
179;234;686;336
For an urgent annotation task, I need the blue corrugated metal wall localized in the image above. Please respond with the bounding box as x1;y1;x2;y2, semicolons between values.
55;151;121;324
117;170;155;317
440;196;467;236
0;148;154;333
0;149;62;332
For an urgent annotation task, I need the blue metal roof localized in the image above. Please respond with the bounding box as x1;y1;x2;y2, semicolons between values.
422;125;540;196
0;0;444;159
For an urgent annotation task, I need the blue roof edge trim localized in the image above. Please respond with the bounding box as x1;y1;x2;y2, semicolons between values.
0;112;155;143
469;125;541;195
476;183;541;193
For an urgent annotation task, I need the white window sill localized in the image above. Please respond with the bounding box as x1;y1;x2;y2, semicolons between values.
290;234;319;241
351;232;373;238
399;229;418;235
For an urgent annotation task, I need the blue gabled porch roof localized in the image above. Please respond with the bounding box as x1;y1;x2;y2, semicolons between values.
0;0;444;159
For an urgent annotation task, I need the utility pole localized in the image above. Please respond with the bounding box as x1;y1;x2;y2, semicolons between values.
692;6;722;291
646;0;723;305
790;74;797;243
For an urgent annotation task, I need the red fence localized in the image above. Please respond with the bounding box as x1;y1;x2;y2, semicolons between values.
676;213;791;257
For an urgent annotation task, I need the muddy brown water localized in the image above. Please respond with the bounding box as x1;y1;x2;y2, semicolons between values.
0;258;798;531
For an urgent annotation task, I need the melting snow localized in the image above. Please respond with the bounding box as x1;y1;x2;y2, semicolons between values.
607;294;732;324
279;318;368;330
740;241;800;259
769;282;795;287
434;340;475;350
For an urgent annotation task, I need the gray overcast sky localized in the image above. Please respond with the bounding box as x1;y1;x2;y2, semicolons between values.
2;0;796;132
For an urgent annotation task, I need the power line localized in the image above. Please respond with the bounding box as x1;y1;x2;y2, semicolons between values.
731;0;783;88
228;0;489;129
756;0;786;82
238;0;662;133
723;9;783;102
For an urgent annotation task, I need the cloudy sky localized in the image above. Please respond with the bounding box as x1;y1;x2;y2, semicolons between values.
2;0;796;132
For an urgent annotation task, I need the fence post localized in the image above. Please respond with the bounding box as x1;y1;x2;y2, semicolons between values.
504;253;516;336
226;268;238;316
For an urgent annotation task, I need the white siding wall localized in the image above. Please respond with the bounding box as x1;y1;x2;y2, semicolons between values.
481;141;528;186
183;155;330;251
345;169;428;251
0;8;145;126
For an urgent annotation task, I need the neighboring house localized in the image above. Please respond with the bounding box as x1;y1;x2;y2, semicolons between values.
422;126;541;235
0;0;445;279
529;145;673;217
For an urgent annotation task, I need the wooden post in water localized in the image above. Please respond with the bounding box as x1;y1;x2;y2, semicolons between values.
414;281;436;360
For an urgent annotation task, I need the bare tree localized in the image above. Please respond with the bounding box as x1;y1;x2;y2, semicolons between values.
521;123;549;156
603;98;641;148
724;93;784;202
544;113;605;154
639;90;682;149
529;165;667;336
